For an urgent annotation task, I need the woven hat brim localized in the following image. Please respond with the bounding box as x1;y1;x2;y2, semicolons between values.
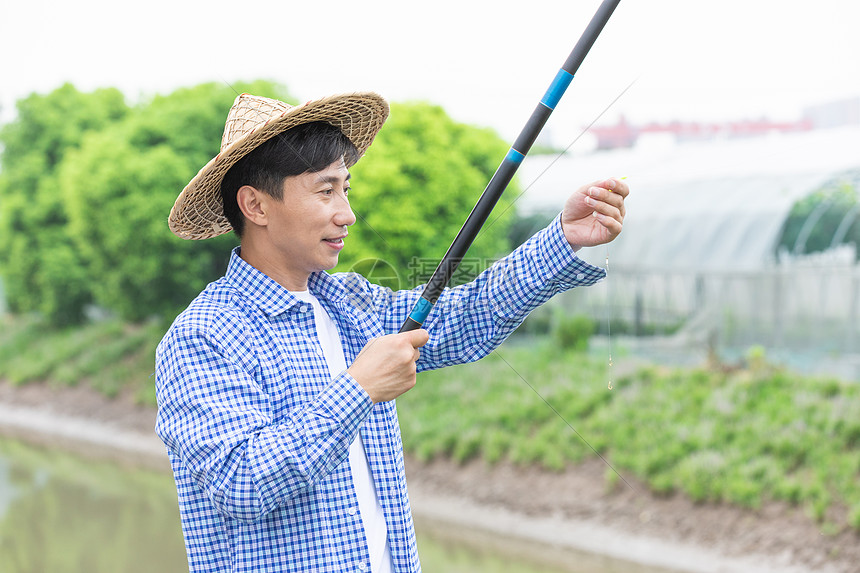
168;92;389;240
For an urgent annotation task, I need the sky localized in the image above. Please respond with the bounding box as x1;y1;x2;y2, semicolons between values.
2;0;859;146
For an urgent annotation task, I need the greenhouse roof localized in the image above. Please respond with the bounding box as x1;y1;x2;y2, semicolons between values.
518;125;860;272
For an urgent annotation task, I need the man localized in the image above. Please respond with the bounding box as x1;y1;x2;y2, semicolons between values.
155;92;628;573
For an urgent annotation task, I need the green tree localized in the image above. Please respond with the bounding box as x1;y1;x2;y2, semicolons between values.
60;81;293;321
0;84;129;324
4;83;519;323
341;102;518;288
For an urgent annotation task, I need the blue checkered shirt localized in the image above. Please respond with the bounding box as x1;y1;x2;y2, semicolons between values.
155;214;605;573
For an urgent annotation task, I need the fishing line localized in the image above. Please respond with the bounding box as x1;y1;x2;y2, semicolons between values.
604;176;628;391
606;245;613;390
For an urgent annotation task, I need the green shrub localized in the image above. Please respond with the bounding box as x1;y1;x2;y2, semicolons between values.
551;313;595;351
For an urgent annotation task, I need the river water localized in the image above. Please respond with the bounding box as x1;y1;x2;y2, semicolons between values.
0;437;672;573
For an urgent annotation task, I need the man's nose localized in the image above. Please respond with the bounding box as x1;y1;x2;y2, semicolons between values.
335;196;357;227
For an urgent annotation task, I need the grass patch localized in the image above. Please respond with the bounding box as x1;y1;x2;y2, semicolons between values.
0;314;163;405
398;340;860;532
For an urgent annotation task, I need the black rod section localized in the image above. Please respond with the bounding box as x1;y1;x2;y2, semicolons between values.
400;0;622;332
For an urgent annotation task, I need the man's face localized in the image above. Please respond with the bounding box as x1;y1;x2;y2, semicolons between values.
264;157;356;285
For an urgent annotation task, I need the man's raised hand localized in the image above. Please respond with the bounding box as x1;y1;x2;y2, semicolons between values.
561;177;629;249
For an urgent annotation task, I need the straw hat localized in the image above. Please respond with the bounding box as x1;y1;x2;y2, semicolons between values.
168;92;389;240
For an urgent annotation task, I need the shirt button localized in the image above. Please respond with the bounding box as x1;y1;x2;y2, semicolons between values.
576;273;585;280
358;563;367;572
348;507;357;516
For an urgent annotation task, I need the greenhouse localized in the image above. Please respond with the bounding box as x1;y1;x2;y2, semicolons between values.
519;125;860;377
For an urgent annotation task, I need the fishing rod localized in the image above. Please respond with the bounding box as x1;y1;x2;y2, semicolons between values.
400;0;623;333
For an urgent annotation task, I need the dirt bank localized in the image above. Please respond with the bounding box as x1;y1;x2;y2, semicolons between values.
0;380;856;573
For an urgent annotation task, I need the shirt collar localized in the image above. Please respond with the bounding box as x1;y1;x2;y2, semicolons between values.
224;247;354;316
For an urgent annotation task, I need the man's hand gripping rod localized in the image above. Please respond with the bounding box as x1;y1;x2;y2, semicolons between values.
400;0;622;332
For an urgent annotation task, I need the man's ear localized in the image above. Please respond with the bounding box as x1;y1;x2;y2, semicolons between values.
236;185;268;228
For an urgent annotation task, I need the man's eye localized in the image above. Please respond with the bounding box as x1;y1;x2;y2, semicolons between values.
344;187;351;196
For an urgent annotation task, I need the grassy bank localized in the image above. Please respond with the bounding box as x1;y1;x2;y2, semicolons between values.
0;314;164;405
396;340;860;533
2;313;859;532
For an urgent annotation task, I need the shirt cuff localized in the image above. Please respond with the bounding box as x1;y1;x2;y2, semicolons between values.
536;213;607;287
316;370;374;440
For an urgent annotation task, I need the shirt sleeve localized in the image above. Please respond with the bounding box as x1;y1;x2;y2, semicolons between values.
371;213;606;370
154;315;373;523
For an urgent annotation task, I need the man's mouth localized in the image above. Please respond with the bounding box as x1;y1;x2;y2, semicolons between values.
323;235;347;248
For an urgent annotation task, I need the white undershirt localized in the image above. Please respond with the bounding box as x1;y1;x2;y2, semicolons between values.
290;289;393;573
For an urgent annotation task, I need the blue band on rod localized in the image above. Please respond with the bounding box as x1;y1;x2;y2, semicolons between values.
505;148;525;165
408;297;433;324
540;69;574;110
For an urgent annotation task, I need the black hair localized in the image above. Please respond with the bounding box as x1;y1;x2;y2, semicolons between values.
220;121;360;237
